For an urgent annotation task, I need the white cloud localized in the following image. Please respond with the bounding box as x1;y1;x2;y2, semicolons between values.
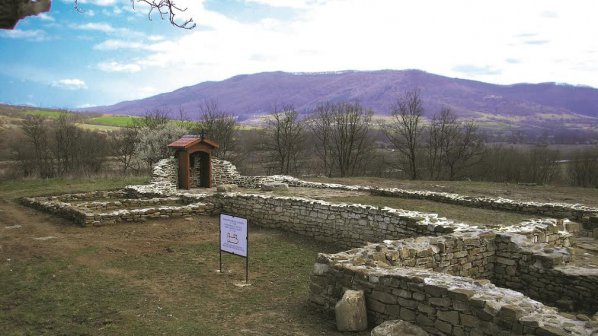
73;0;118;6
243;0;318;9
127;0;598;90
72;22;143;37
93;39;155;51
0;29;48;42
98;61;142;73
51;79;88;90
148;35;165;42
48;0;598;105
74;22;117;33
37;13;55;22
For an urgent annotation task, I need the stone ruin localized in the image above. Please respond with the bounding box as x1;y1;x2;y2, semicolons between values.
21;157;598;335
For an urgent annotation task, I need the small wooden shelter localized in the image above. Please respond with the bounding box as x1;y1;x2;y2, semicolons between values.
167;135;219;190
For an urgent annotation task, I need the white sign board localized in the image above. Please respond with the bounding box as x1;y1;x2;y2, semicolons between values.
220;214;248;257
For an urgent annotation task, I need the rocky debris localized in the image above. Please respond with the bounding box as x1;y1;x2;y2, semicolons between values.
335;290;368;332
371;320;429;336
33;236;57;241
261;182;289;191
4;225;22;229
216;184;238;192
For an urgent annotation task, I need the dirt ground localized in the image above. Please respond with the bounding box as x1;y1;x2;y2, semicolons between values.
0;197;369;336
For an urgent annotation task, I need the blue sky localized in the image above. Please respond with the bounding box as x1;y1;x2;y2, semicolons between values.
1;0;597;109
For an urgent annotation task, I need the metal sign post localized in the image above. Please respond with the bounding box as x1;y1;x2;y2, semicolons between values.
219;213;249;283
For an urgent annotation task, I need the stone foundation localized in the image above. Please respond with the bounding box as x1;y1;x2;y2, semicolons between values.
20;190;213;227
151;157;598;229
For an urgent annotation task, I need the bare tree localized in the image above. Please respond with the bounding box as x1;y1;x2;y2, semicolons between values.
52;113;83;175
568;148;598;187
266;105;304;175
307;102;336;177
136;109;171;130
522;147;560;184
21;115;53;177
442;119;484;180
177;105;189;122
383;90;424;179
427;107;454;179
310;102;373;177
195;101;237;161
109;127;140;173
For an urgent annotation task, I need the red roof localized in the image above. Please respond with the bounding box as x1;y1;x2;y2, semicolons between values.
168;135;219;149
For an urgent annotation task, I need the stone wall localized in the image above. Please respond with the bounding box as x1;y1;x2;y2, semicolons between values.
309;261;595;336
210;193;572;250
129;158;178;195
147;158;598;231
20;191;212;227
371;187;598;228
493;233;598;313
211;193;470;249
211;158;282;188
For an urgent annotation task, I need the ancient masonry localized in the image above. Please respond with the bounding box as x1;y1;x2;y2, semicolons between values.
21;158;598;335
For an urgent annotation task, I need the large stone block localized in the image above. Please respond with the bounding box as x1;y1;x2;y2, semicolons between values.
336;290;368;332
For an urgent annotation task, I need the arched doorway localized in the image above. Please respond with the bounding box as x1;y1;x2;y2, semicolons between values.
190;151;211;188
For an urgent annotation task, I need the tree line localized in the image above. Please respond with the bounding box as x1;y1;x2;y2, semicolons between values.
2;92;597;188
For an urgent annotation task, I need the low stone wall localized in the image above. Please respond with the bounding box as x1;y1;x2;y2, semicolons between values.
209;193;573;250
493;234;598;313
309;261;595;335
147;158;598;230
20;192;212;227
211;193;471;249
371;187;598;227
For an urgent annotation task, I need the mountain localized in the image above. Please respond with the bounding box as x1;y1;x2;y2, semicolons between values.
83;70;598;129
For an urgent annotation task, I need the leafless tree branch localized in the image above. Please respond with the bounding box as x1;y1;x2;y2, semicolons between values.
74;0;196;29
133;0;196;29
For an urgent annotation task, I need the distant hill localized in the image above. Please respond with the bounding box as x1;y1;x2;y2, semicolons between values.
82;70;598;129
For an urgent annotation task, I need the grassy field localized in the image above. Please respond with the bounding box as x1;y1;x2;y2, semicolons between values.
0;176;149;199
303;176;598;206
0;177;366;336
87;115;138;127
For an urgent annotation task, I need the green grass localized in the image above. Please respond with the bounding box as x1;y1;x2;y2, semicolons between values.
0;176;149;199
74;123;122;131
87;115;138;127
101;229;344;335
0;258;149;335
0;222;352;335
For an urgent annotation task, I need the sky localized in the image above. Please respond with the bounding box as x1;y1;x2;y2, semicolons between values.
1;0;597;109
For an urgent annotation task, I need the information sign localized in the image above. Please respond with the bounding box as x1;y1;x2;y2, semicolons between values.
220;214;248;257
219;213;249;283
